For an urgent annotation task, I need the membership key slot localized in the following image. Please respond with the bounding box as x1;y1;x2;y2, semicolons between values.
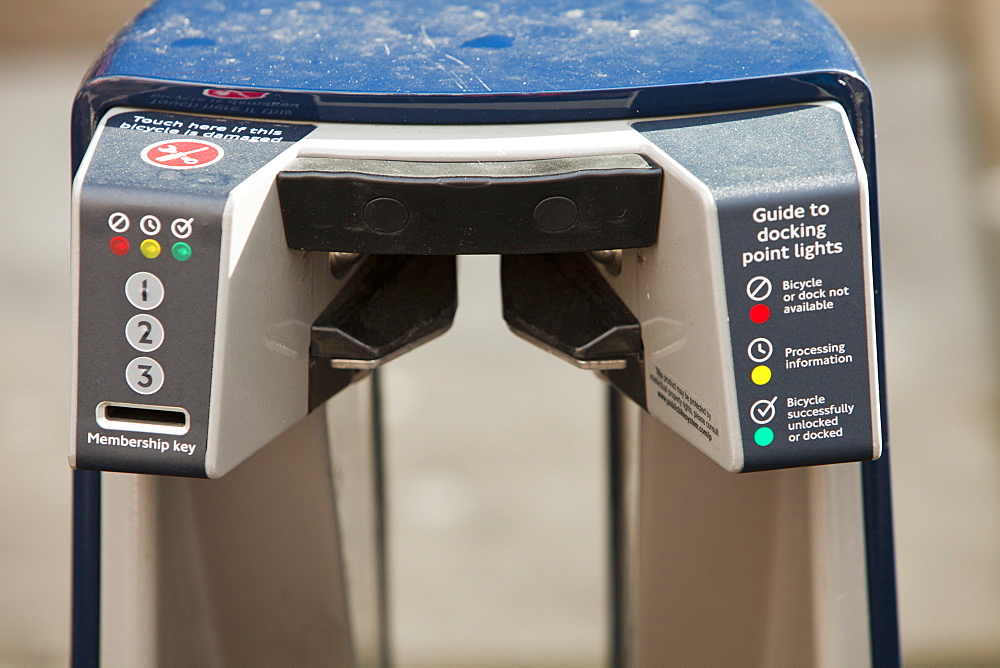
96;401;190;436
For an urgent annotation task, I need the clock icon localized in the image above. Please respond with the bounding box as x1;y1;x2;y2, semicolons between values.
747;337;773;363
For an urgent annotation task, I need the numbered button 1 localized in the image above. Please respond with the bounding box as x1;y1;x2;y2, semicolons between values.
125;357;165;395
125;314;165;352
125;272;164;310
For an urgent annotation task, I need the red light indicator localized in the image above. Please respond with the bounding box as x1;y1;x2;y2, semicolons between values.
749;304;770;324
109;236;130;256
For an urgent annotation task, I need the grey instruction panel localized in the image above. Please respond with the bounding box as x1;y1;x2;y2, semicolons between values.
637;105;879;471
74;106;879;477
74;110;314;477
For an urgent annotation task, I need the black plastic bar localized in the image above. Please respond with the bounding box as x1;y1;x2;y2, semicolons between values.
278;155;662;255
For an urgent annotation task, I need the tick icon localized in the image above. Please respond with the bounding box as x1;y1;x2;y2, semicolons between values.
171;217;194;239
751;396;778;425
747;337;773;363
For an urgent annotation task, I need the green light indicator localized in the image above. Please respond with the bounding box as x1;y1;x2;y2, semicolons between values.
172;242;192;261
754;427;774;447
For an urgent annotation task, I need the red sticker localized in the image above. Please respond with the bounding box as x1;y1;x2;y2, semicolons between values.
203;88;269;100
141;140;224;170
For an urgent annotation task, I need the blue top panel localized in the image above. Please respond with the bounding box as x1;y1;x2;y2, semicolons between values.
92;0;861;95
74;0;872;164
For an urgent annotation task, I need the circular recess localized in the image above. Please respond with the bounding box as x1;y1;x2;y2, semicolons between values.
533;196;578;231
363;198;409;233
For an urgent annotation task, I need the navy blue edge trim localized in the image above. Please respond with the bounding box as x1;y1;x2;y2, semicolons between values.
856;90;902;667
71;470;100;667
862;452;900;666
71;89;102;661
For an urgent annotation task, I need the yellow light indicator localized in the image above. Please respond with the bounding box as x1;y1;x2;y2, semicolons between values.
140;239;161;259
751;365;771;385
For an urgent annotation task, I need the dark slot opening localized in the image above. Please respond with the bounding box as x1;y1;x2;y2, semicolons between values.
104;404;187;427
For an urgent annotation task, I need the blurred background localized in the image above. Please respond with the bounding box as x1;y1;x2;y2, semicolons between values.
2;0;1000;665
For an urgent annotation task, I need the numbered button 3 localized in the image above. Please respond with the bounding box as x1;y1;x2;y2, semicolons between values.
126;356;165;395
125;271;164;310
125;314;164;352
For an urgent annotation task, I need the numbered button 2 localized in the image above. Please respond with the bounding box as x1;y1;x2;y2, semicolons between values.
125;272;164;310
126;356;165;395
125;314;164;352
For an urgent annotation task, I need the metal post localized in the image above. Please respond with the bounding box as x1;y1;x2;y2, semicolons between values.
97;380;384;666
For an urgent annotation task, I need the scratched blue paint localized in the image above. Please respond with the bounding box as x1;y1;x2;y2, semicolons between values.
461;34;515;49
86;0;861;93
170;37;218;48
73;0;871;165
